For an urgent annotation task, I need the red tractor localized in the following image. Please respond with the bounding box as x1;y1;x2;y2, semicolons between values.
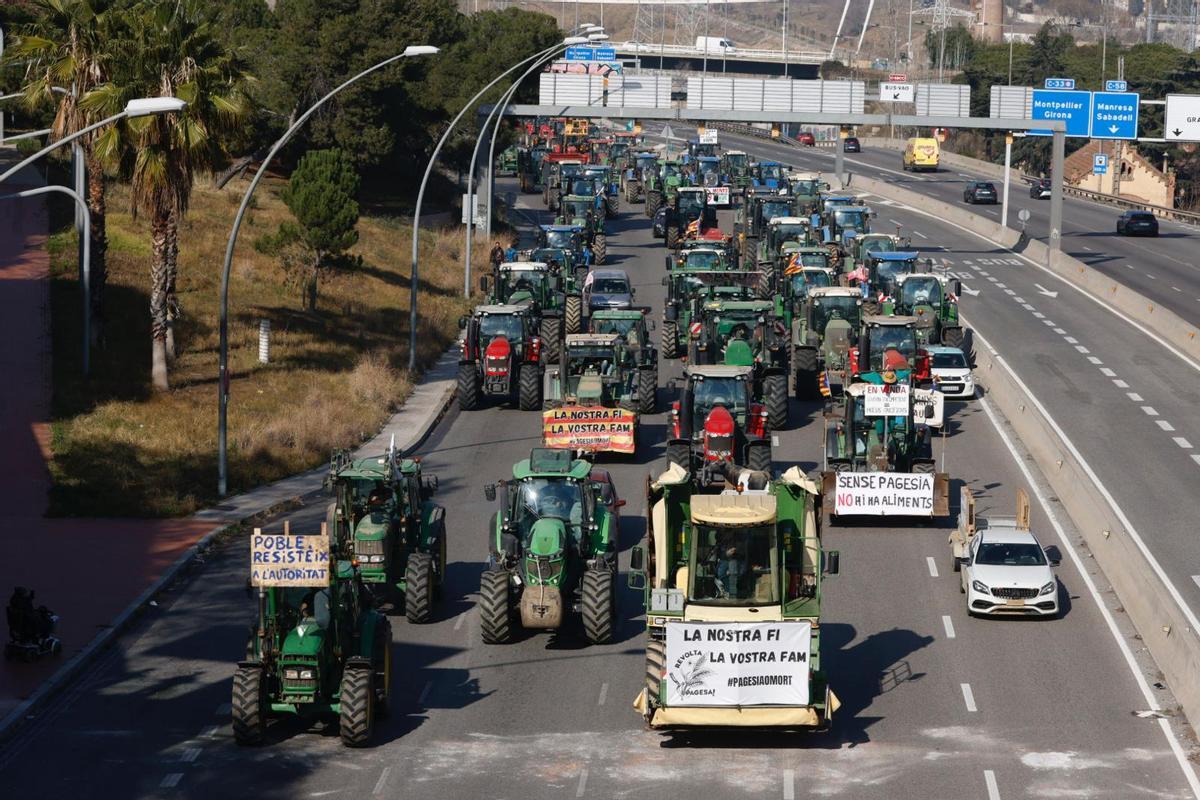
458;304;544;411
665;364;772;480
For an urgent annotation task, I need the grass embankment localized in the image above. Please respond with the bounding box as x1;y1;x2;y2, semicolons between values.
48;177;487;517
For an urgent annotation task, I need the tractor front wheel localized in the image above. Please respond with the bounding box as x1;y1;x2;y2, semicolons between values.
581;569;615;645
338;667;375;747
458;363;481;411
661;320;679;359
540;317;562;362
665;442;690;470
479;570;512;644
942;326;964;349
757;263;775;300
565;295;583;335
748;441;772;473
518;364;541;410
404;552;435;624
593;233;608;265
638;367;657;415
606;195;619;218
231;665;267;746
765;373;789;431
665;226;680;250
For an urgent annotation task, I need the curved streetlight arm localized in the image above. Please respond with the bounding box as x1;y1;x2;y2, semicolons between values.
217;48;432;497
0;185;91;374
464;47;561;296
409;40;571;371
0;110;124;185
483;77;532;244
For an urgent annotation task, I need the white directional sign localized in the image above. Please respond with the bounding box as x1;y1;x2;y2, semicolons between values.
880;81;914;103
1165;94;1200;142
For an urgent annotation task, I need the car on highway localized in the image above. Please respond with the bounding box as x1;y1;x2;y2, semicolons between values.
652;205;667;238
586;269;635;312
796;130;816;146
928;345;975;399
1116;209;1159;237
588;467;626;527
959;525;1060;618
962;181;998;204
843;136;861;153
1029;177;1051;199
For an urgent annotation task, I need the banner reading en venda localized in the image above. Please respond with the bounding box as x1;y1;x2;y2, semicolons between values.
664;621;811;707
251;530;330;587
542;407;636;454
833;471;935;516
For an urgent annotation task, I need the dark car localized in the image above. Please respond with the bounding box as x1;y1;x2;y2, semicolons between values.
963;181;998;204
1029;178;1051;199
652;205;667;238
589;467;626;528
1116;210;1159;237
796;131;816;146
843;136;861;153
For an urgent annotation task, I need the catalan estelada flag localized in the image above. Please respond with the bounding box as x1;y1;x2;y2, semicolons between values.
819;370;832;398
783;253;802;276
686;218;700;236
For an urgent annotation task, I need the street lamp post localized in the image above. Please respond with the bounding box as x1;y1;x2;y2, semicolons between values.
216;45;437;498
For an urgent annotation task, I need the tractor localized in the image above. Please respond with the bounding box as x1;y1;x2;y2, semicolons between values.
772;248;835;311
665;364;772;476
885;273;964;347
662;187;717;249
688;298;791;430
645;159;685;218
542;156;586;212
792;287;864;401
630;462;840;730
850;314;933;386
517;144;549;193
326;447;445;624
542;333;646;453
233;522;390;747
819;203;873;264
661;269;760;359
457;303;544;411
622;151;658;204
685;137;720;161
850;231;909;269
787;171;830;215
691;155;723;187
556;195;609;264
721;149;752;193
496;145;520;177
480;448;619;644
861;251;924;311
820;369;949;522
736;192;797;262
589;308;659;413
751;161;789;190
481;260;579;358
756;216;815;295
579;164;621;218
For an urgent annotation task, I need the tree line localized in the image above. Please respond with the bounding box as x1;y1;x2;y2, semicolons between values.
1;0;560;390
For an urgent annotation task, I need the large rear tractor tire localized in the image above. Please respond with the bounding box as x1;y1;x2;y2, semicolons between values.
457;363;481;411
638;368;657;415
757;262;775;300
593;233;608;265
942;326;964;349
748;441;772;473
644;639;666;713
765;373;789;431
540;317;562;362
646;192;661;219
606;195;619;218
479;570;512;644
792;348;820;401
338;666;375;747
404;552;435;624
581;569;615;645
660;320;679;359
231;665;267;746
373;619;392;719
666;442;690;470
518;363;541;411
565;295;583;335
665;226;680;250
548;188;560;213
914;461;937;474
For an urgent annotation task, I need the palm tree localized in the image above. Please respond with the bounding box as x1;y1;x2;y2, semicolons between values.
9;0;120;346
86;0;251;390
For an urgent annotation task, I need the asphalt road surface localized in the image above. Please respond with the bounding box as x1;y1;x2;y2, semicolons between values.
1;168;1196;799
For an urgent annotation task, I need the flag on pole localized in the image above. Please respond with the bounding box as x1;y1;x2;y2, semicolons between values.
783;253;802;276
819;370;832;398
686;218;700;236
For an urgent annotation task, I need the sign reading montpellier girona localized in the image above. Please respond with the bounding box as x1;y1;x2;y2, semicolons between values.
542;407;636;454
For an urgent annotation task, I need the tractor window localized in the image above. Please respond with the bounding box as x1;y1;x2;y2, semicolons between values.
791;179;822;195
516;478;583;538
544;230;575;249
863;238;897;255
661;164;681;179
872;259;915;292
563;201;592;218
479;314;524;341
833;209;869;232
773;223;809;243
868;325;916;367
758;164;783;181
713;313;762;351
900;277;942;309
685;251;721;270
570;180;596;195
692;377;748;432
503;271;547;298
789;270;831;298
678;192;704;215
690;524;778;604
591;317;637;337
799;253;829;268
726;153;748;169
760;201;792;220
636;155;657;171
811;296;860;332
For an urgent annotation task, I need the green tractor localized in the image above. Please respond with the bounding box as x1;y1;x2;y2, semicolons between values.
721;149;752;194
622;151;658;204
496;145;520;177
481;260;581;358
326;446;446;623
773;253;835;312
792;287;864;401
688;298;791;430
884;273;964;347
736;192;797;262
787;171;830;215
645;159;685;218
589;308;659;413
541;333;646;453
480;448;619;644
661;269;760;359
630;463;840;730
556;194;608;264
756;216;815;296
517;145;549;193
234;523;390;747
662;186;716;250
861;251;924;311
543;158;586;212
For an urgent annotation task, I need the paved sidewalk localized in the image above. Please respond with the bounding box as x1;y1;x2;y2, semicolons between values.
0;150;460;728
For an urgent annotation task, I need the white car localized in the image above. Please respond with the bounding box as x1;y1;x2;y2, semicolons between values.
959;524;1060;618
927;345;975;399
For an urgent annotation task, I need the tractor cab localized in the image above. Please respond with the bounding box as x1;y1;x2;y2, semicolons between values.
852;314;931;383
487;261;558;308
559;194;600;227
676;186;709;224
687;139;720;160
788;171;829;212
865;251;921;299
890;273;963;346
591;308;651;352
825;205;873;244
821;195;857;214
760;216;814;265
667;365;771;474
674;246;728;272
752;161;788;189
853;232;908;265
634;151;658;176
548;333;629;407
694;156;722;186
538;224;584;256
692;299;778;368
827;373;936;473
783;263;835;306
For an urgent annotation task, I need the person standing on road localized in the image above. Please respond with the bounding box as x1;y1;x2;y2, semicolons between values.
489;241;504;269
504;242;518;262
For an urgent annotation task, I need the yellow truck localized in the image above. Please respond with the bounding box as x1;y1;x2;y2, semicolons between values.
902;137;940;172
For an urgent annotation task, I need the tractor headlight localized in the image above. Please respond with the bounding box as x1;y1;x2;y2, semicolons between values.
971;580;990;595
299;669;315;680
1039;581;1056;596
284;669;299;680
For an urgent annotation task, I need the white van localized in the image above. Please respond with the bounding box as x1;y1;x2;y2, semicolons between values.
695;36;735;54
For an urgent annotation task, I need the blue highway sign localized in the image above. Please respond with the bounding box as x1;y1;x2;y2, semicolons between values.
1091;92;1139;140
1044;77;1076;89
565;46;616;62
1105;80;1128;92
1093;153;1108;175
1030;89;1093;137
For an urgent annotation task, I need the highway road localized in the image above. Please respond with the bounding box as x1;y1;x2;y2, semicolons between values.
1;166;1195;799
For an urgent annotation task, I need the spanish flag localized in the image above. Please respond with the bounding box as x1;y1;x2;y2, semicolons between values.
783;253;802;276
686;218;700;236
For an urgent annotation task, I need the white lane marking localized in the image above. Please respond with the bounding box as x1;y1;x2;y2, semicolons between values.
201;725;219;740
1053;327;1067;334
418;680;433;705
1075;345;1091;354
1147;273;1158;280
576;767;589;798
942;615;956;639
374;766;391;796
960;683;978;712
1021;304;1035;311
598;682;609;706
1042;319;1056;325
889;218;903;227
1113;379;1130;388
1126;263;1136;269
179;747;201;763
1193;576;1200;591
783;769;796;800
985;770;1001;800
1127;392;1144;402
453;610;467;631
913;229;928;239
1142;406;1159;416
977;270;990;276
1175;437;1193;449
1064;336;1078;344
987;276;999;282
215;703;231;716
1003;289;1015;296
1173;286;1182;292
1083;245;1094;251
1032;311;1046;318
927;556;939;578
160;774;183;789
976;358;1200;799
1100;367;1116;376
1087;356;1103;364
994;282;1007;288
1157;420;1176;431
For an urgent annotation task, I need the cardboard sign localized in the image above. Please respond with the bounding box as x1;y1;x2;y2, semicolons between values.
862;382;909;417
563;119;589;137
913;388;944;427
543;406;636;453
833;472;935;516
698;129;719;144
704;186;731;206
251;527;330;587
665;621;811;707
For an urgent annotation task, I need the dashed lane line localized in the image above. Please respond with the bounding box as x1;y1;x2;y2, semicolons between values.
374;766;392;797
942;615;956;639
1127;392;1144;402
1175;437;1193;449
1141;406;1159;416
1113;379;1129;388
960;683;978;713
576;767;589;798
417;680;433;705
783;769;796;800
598;682;609;706
985;770;1001;800
927;556;939;578
160;774;183;789
1158;420;1176;432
